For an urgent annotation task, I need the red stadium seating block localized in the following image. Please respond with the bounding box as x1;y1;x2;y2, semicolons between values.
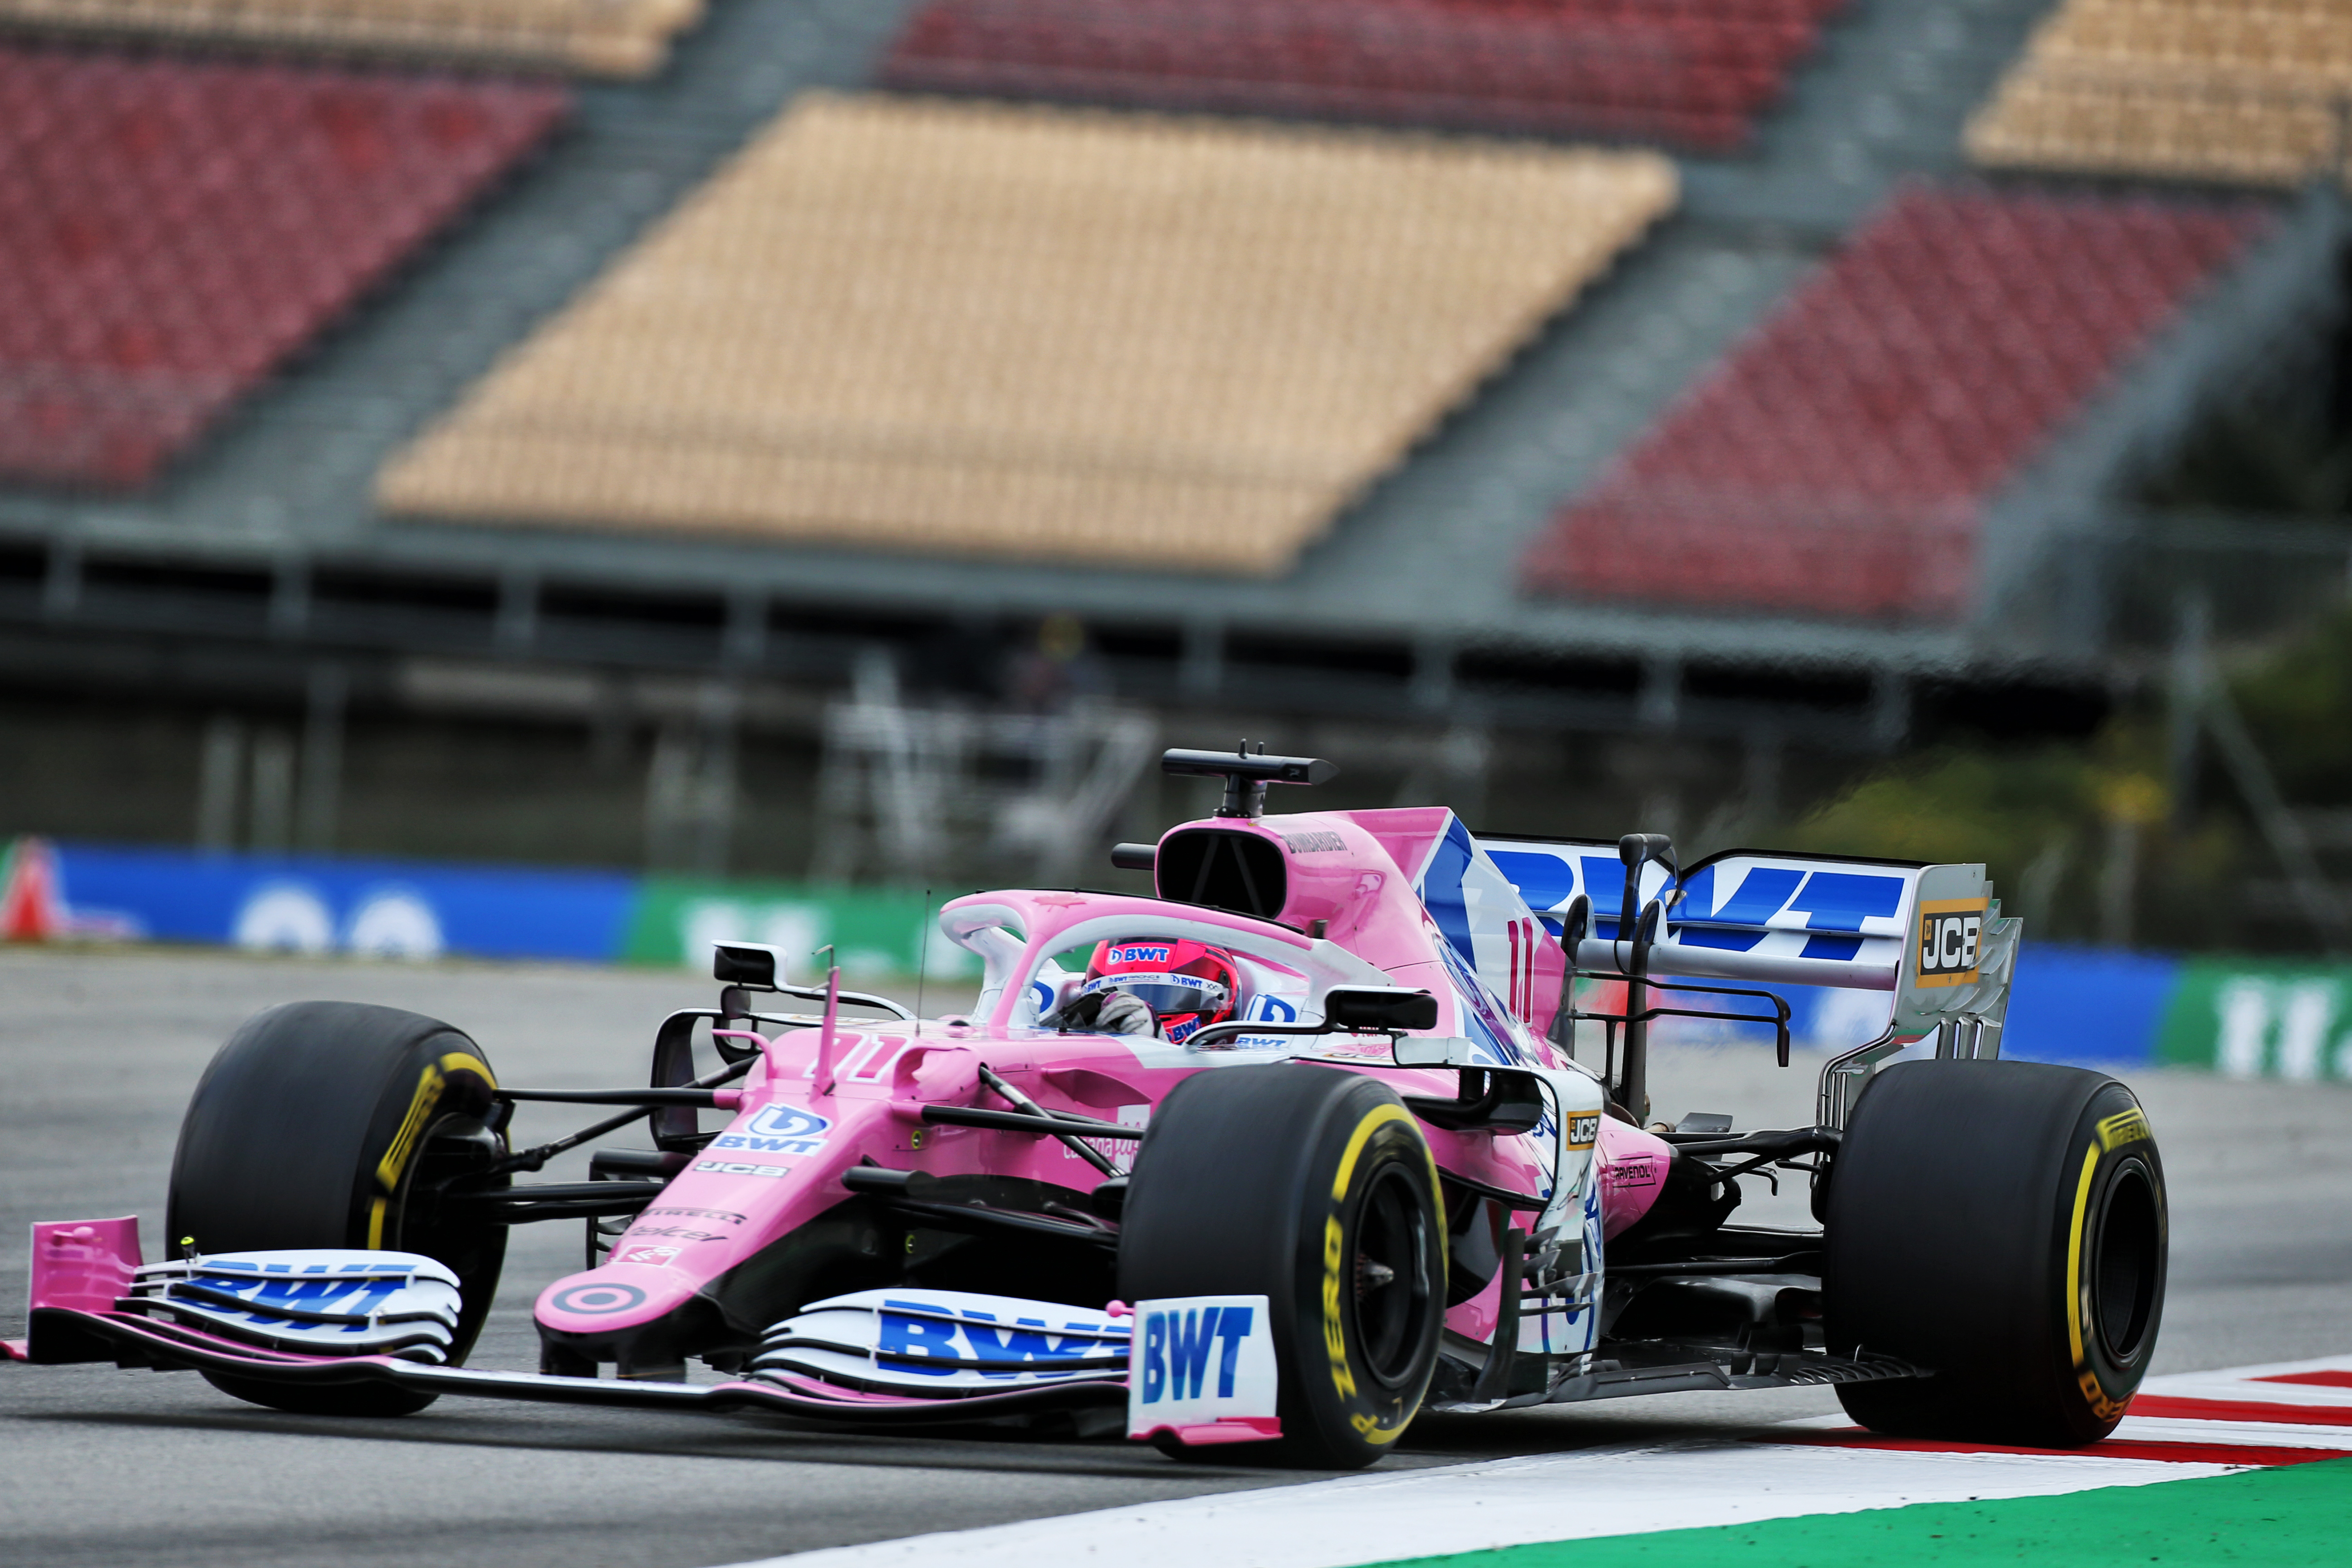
1519;182;2274;622
0;47;567;491
881;0;1851;152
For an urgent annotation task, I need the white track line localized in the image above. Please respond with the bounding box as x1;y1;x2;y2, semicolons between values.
723;1442;2225;1568
715;1356;2349;1568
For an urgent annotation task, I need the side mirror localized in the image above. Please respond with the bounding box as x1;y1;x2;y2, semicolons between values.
1324;986;1439;1034
712;941;786;991
1390;1034;1471;1068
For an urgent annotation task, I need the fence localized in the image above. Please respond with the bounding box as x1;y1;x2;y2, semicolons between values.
8;836;2348;1079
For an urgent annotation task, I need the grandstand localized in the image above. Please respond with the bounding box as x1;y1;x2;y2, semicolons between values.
0;0;704;77
0;45;566;490
1524;182;2277;620
881;0;1853;152
1969;0;2352;187
0;0;2344;877
380;93;1675;573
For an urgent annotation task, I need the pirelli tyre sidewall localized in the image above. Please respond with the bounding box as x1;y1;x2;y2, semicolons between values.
167;1000;508;1416
1118;1063;1447;1468
1824;1060;2167;1446
1295;1091;1447;1460
2057;1084;2168;1431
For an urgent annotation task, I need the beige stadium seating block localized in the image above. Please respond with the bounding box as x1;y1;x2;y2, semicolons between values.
0;0;704;76
1967;0;2352;186
379;92;1677;575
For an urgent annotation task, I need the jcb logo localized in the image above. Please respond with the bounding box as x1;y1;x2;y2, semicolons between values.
1915;899;1987;988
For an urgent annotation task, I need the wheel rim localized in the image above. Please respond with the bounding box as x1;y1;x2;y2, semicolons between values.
1349;1162;1437;1387
2091;1158;2161;1365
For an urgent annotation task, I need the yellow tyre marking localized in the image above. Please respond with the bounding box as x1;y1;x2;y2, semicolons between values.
367;1196;388;1250
2063;1140;2127;1420
1330;1102;1416;1199
1322;1100;1441;1445
372;1049;498;1229
2097;1107;2150;1152
1322;1215;1357;1403
2064;1143;2098;1367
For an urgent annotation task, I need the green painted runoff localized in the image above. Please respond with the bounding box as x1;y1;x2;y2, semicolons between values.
1378;1457;2352;1568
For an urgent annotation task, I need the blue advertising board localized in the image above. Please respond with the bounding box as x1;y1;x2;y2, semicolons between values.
44;842;635;964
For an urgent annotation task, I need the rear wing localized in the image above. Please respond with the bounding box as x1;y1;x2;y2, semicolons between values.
1476;839;2019;1123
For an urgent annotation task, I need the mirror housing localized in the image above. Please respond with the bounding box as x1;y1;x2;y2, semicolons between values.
712;941;786;991
1323;986;1438;1034
1389;1034;1474;1068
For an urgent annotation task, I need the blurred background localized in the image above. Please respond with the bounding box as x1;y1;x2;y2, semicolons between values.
5;0;2352;1077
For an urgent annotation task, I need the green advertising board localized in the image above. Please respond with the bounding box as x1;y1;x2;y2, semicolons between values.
2156;958;2352;1081
622;878;980;982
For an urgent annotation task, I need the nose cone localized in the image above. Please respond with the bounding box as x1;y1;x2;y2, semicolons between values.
534;1263;700;1336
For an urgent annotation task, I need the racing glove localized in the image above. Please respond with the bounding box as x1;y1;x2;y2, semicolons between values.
1091;990;1160;1038
1045;988;1161;1037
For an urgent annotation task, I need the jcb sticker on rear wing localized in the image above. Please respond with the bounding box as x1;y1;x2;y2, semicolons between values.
1914;898;1989;988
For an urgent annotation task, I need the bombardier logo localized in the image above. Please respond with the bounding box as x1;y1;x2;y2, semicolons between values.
1915;898;1988;988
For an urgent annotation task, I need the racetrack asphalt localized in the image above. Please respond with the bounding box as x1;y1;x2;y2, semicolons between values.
2;947;2346;1568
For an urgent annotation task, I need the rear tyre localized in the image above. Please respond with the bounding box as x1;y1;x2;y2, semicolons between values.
1824;1060;2166;1446
167;1001;509;1416
1118;1063;1446;1469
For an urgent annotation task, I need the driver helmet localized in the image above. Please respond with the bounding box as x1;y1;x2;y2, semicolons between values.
1078;937;1239;1045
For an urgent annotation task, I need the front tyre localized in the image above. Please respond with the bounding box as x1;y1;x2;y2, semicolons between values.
1824;1060;2167;1446
1118;1063;1446;1469
167;1001;509;1416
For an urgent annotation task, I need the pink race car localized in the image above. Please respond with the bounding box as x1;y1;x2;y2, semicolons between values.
6;748;2168;1467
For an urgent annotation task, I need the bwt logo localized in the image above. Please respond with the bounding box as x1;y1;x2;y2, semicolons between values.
711;1104;833;1156
1109;946;1172;965
204;1274;408;1331
876;1303;1114;1378
1138;1304;1255;1404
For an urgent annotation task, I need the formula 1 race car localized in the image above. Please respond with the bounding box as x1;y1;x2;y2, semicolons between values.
5;747;2167;1467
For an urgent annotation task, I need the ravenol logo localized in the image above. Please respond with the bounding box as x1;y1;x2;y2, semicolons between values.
1915;899;1987;988
1137;1304;1257;1404
1109;945;1173;966
711;1104;833;1158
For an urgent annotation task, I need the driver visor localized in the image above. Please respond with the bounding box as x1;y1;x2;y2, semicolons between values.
1080;972;1229;1016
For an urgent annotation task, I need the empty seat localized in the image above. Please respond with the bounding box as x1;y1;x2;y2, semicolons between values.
0;0;701;78
0;45;566;490
882;0;1852;152
378;92;1676;575
1520;182;2274;622
1969;0;2352;186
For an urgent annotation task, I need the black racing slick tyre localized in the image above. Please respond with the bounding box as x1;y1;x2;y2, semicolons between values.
1823;1060;2167;1446
166;1002;509;1416
1118;1063;1446;1469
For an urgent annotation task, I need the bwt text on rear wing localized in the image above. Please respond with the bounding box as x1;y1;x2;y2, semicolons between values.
1475;838;2019;1127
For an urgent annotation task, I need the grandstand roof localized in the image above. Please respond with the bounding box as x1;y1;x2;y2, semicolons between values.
377;92;1675;575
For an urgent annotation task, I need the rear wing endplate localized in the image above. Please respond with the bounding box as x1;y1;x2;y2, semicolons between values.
1475;841;2019;1125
